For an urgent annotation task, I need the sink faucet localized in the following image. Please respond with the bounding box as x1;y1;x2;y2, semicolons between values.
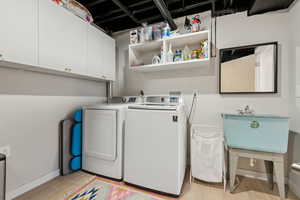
237;105;254;115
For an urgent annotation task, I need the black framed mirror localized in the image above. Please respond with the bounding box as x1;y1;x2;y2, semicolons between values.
219;42;278;94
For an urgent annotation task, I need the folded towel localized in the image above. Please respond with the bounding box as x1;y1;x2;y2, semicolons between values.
292;163;300;171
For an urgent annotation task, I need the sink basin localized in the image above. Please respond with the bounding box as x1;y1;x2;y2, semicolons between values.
222;113;289;154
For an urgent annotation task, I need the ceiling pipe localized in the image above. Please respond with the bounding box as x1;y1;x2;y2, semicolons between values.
153;0;177;30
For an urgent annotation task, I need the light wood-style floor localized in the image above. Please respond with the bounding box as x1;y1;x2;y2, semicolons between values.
16;171;300;200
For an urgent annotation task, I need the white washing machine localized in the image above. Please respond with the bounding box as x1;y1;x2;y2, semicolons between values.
82;97;138;180
124;95;187;196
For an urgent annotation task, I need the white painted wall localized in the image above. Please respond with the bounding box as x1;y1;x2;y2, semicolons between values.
0;67;106;196
289;0;300;133
115;11;291;124
288;0;300;170
114;11;296;174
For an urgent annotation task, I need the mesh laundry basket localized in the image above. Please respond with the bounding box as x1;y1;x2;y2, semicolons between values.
190;125;225;184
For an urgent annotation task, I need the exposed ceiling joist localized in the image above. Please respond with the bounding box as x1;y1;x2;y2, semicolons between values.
153;0;177;30
141;0;213;23
97;13;128;24
111;0;141;24
79;0;296;32
94;9;123;21
184;0;214;11
87;0;107;7
132;5;156;15
94;0;181;22
129;0;152;8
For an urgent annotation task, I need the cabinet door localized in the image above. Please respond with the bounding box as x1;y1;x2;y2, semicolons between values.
86;25;104;78
101;32;116;81
0;0;37;65
87;25;115;81
38;0;86;74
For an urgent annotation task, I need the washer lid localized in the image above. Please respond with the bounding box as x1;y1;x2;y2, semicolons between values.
128;104;177;111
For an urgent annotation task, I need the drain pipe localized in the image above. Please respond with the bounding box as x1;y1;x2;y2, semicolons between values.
106;81;113;104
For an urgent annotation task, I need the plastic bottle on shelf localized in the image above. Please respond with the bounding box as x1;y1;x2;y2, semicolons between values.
160;45;166;64
144;24;153;41
204;40;209;58
162;23;171;38
174;49;182;62
153;24;162;41
183;45;191;61
166;43;174;63
139;27;145;43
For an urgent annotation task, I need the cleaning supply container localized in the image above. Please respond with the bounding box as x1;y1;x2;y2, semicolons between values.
190;125;225;184
0;154;6;200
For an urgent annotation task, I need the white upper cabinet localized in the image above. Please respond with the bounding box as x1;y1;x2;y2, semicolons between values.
0;0;115;81
87;25;115;81
38;0;87;74
0;0;37;65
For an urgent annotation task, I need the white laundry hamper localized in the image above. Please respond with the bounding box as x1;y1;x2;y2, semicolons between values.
190;125;226;186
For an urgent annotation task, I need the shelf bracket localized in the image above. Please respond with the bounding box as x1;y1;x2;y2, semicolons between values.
153;0;177;30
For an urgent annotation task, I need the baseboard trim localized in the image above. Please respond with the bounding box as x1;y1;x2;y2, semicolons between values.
7;169;60;200
236;169;288;184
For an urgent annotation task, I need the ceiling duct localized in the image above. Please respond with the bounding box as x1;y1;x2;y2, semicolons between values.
248;0;295;16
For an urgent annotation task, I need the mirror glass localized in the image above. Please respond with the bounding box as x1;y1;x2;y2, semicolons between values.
219;43;277;94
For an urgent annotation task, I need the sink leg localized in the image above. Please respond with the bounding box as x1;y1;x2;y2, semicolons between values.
229;151;239;193
274;160;286;199
264;160;274;190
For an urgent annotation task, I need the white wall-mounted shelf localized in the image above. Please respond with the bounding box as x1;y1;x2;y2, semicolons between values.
130;39;163;53
130;58;210;72
129;30;210;72
166;30;210;46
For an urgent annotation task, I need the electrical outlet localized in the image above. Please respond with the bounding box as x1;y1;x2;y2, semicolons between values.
0;145;11;157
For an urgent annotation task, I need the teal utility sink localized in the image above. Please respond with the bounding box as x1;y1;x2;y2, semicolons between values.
222;114;289;154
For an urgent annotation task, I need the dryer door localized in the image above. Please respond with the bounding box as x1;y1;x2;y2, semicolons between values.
84;109;117;161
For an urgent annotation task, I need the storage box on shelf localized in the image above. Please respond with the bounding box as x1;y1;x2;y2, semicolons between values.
129;30;210;72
